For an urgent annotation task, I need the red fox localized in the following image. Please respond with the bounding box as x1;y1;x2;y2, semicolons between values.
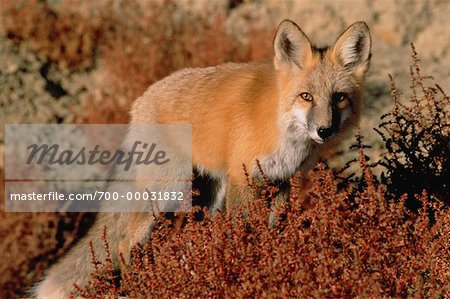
34;19;371;298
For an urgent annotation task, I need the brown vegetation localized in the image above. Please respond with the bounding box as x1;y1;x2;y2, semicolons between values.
73;164;449;297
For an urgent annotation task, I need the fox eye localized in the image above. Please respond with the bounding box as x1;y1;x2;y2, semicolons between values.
299;92;313;102
333;92;347;103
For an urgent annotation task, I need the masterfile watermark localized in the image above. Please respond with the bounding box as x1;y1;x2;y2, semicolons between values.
5;124;192;212
26;141;170;171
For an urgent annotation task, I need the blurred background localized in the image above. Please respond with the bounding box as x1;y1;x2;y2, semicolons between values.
0;0;449;297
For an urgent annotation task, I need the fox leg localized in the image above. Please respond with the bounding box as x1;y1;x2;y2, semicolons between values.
209;175;227;216
268;152;319;226
117;157;193;264
268;180;290;227
117;212;156;265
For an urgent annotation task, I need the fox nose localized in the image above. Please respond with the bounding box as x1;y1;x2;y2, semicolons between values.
317;126;333;140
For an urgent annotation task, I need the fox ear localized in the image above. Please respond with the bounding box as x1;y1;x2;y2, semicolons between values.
332;22;371;73
273;20;312;71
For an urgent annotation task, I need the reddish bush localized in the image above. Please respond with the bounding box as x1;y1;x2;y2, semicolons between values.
72;163;449;298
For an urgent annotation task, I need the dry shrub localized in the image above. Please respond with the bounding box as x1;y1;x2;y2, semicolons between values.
72;163;449;298
375;44;450;207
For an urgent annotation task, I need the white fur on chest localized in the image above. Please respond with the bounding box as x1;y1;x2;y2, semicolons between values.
257;123;314;181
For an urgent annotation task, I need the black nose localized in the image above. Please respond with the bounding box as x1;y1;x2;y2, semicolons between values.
317;126;333;139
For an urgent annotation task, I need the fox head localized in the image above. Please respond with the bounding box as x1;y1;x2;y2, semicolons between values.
273;20;371;144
